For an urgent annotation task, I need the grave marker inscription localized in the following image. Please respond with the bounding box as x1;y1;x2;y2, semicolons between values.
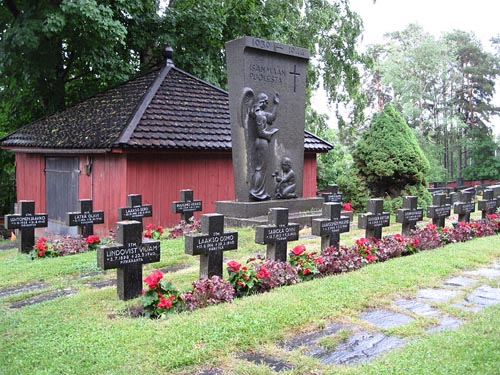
255;208;299;261
311;203;350;251
396;196;423;236
118;194;152;225
97;220;160;300
185;214;238;279
358;199;390;240
427;193;451;227
4;200;48;253
67;199;104;237
320;184;343;203
478;189;497;219
172;189;202;223
454;191;475;222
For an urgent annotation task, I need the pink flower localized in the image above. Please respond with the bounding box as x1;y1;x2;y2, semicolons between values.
291;245;306;256
227;260;242;273
144;270;163;289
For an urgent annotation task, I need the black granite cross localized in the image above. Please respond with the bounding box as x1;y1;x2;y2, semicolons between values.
426;193;451;227
97;220;160;300
358;199;390;240
4;200;48;253
396;196;423;236
118;194;152;226
67;199;104;237
172;189;202;222
289;64;300;93
453;191;476;223
185;214;238;279
255;208;300;262
320;184;343;203
311;203;350;251
478;189;497;219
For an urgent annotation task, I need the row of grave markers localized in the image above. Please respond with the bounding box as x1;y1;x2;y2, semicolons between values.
5;188;500;300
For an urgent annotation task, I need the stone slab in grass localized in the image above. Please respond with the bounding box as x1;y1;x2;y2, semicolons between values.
427;316;463;333
393;299;441;317
237;351;294;372
0;281;47;298
85;279;116;289
159;264;191;274
318;330;405;364
9;288;77;308
416;289;461;303
442;276;478;288
464;285;500;307
184;368;223;375
360;308;414;329
463;268;500;280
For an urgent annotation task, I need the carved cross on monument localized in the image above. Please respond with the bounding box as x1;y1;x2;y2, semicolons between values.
67;199;104;237
4;200;48;253
396;196;423;236
289;64;300;93
454;191;475;223
185;214;238;279
255;208;300;262
478;189;497;219
320;184;343;203
97;221;160;300
172;189;202;223
427;193;451;227
358;199;390;240
311;203;350;251
118;194;152;226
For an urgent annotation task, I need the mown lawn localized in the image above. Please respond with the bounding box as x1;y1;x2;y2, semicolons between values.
1;216;499;375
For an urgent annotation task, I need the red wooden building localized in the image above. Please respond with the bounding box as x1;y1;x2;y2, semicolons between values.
1;54;332;236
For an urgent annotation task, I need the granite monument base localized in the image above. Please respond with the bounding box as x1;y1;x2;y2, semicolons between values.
216;197;331;228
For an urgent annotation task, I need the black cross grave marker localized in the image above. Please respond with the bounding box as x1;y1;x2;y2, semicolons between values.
172;189;202;222
311;203;350;251
118;194;152;226
289;64;300;93
185;214;238;279
4;200;48;253
478;189;497;219
97;220;160;300
453;191;475;223
358;199;390;240
427;193;451;227
67;199;104;237
320;184;343;203
396;196;423;236
255;208;300;262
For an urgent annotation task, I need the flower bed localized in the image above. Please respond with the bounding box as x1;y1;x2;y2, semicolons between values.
141;215;500;318
30;233;114;259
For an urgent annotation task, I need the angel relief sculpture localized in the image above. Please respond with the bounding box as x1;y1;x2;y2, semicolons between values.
240;88;280;201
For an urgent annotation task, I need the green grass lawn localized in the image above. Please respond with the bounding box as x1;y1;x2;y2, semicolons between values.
1;217;499;375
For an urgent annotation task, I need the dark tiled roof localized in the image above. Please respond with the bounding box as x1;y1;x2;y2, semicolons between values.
1;65;332;153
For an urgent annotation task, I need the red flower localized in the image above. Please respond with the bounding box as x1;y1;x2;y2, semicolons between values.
227;260;242;273
315;256;324;264
393;234;404;242
158;297;173;309
256;265;271;279
85;235;100;245
426;223;437;230
236;281;245;287
355;238;368;247
488;213;499;220
291;244;306;256
365;253;376;263
412;237;420;246
144;270;163;289
38;249;46;257
303;267;311;275
342;202;352;211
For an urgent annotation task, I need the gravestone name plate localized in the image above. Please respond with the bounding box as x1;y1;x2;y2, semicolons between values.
5;200;48;253
172;189;202;222
311;202;350;251
226;36;309;201
358;199;390;240
320;184;343;203
453;191;475;222
478;189;497;219
118;194;152;225
97;220;160;300
396;196;423;236
67;199;104;237
427;193;451;227
255;208;299;261
185;214;238;279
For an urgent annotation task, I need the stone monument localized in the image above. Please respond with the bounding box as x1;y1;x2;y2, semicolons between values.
216;36;323;227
